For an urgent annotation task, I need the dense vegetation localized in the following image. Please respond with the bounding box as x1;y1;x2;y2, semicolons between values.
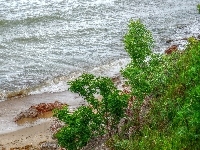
54;20;200;150
111;21;200;150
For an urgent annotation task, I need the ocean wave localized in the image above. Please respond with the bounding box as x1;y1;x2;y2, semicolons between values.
0;58;130;102
11;36;45;43
0;13;65;27
29;58;130;94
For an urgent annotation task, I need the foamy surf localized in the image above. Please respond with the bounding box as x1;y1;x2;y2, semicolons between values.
29;58;130;95
0;58;130;101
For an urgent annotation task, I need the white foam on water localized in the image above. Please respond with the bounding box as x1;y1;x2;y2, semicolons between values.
89;58;130;77
28;69;85;95
29;58;130;95
86;0;115;6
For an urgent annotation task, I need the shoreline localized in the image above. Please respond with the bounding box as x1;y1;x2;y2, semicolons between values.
0;90;85;149
0;90;84;134
0;58;129;134
0;58;130;102
0;73;125;149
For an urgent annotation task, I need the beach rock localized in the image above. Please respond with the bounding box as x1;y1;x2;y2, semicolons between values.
197;34;200;39
39;141;58;150
166;39;174;43
14;101;67;122
164;45;178;54
34;101;66;113
14;107;39;122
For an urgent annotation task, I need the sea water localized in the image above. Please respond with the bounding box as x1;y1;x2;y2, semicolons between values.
0;0;200;101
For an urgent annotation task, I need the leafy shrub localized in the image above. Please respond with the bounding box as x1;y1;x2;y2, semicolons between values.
123;19;154;65
54;106;102;150
54;74;129;150
121;20;155;100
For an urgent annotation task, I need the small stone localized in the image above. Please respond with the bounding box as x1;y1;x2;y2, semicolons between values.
166;39;173;43
39;141;58;150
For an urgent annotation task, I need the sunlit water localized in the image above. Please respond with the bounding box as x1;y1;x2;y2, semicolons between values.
0;0;200;100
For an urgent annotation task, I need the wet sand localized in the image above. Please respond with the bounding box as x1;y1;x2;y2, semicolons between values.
0;90;85;149
0;121;54;149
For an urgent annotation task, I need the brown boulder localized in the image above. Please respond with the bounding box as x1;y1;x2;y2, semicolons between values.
164;45;178;54
14;101;67;122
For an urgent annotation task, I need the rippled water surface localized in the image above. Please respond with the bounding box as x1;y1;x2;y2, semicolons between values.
0;0;200;100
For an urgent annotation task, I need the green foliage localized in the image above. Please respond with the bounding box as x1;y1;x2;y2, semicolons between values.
68;74;129;132
54;74;129;150
54;19;200;150
54;106;102;150
112;21;200;149
122;19;155;101
197;4;200;14
123;19;154;65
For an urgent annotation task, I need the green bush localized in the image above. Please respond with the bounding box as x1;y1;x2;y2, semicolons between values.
122;19;155;100
54;106;102;150
54;74;129;150
123;19;154;65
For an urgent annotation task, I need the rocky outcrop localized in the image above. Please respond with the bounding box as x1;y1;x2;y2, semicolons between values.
14;101;67;122
164;45;178;54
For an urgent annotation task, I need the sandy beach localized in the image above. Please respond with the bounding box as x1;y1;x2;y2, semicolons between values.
0;121;55;149
0;90;85;149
